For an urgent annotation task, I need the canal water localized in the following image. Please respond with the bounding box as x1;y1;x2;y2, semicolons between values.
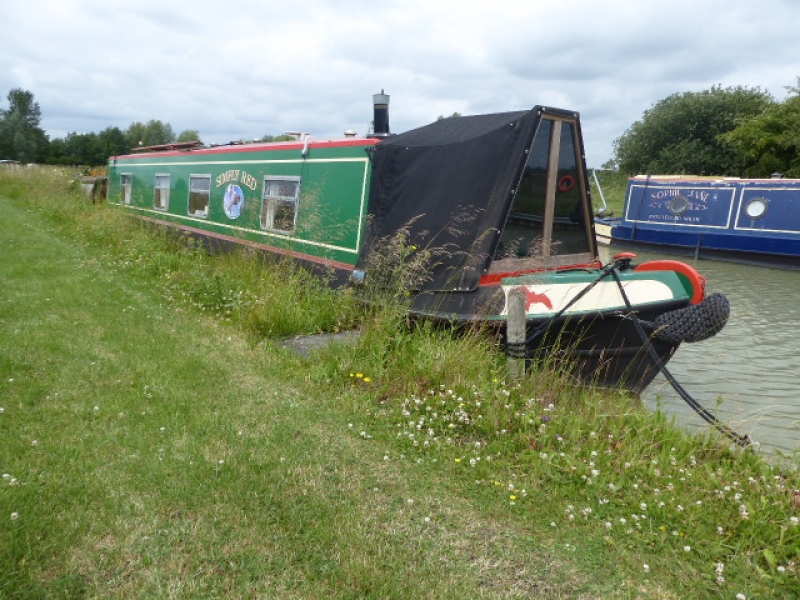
600;248;800;456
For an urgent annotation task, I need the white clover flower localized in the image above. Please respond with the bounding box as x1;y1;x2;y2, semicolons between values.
736;594;746;600
684;546;691;552
10;512;19;520
643;564;650;572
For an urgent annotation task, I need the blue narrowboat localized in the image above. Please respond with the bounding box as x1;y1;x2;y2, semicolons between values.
595;175;800;268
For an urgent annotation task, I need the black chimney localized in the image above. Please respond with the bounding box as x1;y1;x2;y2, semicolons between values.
371;90;390;137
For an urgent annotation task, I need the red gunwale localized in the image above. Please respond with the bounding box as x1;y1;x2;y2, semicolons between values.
478;260;604;286
634;259;706;304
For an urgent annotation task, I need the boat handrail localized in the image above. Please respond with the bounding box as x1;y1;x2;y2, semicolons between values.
592;168;608;214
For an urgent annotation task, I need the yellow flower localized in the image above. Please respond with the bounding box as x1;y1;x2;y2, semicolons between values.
510;495;517;501
363;377;371;383
356;373;364;379
454;458;461;463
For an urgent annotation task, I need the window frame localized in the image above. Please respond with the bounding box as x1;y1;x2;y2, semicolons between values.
120;173;133;205
154;173;170;211
260;176;301;233
188;174;211;218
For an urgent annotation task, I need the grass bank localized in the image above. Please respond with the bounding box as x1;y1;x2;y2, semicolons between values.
1;169;798;599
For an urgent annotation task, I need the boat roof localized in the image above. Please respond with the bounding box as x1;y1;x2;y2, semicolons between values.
113;137;377;160
631;174;800;183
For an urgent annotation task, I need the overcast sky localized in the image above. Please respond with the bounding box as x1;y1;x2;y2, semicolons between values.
2;0;800;166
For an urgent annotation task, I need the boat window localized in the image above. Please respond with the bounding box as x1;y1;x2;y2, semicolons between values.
188;175;211;218
745;197;768;219
154;174;170;211
493;115;594;270
261;177;300;233
120;173;132;205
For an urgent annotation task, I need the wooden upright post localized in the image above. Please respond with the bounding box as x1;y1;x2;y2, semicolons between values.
506;286;527;381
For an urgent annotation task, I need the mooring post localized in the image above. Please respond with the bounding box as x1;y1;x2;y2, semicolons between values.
506;286;527;381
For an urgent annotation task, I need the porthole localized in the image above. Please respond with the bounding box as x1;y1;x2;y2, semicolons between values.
745;197;768;219
668;195;689;215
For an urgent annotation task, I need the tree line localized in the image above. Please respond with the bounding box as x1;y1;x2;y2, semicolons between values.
612;80;800;178
2;83;800;176
0;88;291;167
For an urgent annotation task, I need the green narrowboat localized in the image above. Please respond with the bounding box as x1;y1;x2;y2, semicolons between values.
107;93;729;393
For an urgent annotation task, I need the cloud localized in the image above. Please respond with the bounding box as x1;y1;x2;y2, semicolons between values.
2;0;800;166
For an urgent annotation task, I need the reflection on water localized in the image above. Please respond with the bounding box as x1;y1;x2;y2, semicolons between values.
600;247;800;456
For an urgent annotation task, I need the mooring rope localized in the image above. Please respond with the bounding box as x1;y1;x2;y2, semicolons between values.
524;265;614;346
519;258;751;447
608;267;751;448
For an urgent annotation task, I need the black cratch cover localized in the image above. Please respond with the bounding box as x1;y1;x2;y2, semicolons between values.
360;108;540;292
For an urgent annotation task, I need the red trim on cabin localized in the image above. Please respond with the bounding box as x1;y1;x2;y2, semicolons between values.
111;137;379;161
139;216;356;273
478;260;604;286
634;260;706;304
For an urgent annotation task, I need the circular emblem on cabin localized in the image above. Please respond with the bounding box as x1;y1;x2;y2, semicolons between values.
745;197;768;219
668;195;689;215
224;184;244;219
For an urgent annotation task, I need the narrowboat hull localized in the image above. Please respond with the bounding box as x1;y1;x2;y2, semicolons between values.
596;175;800;269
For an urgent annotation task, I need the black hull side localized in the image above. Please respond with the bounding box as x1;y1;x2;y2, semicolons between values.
408;287;685;394
524;309;680;394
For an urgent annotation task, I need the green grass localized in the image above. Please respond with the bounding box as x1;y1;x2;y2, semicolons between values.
590;169;629;216
1;168;799;599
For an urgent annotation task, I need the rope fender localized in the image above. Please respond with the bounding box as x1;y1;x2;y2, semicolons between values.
647;292;730;345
